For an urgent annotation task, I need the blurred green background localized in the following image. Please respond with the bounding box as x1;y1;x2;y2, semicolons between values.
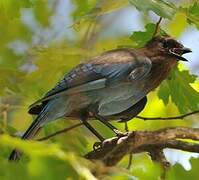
0;0;199;179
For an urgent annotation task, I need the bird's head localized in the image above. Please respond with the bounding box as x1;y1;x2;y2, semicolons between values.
145;35;192;62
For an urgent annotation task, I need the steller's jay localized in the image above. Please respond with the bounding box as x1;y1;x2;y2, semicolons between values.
9;35;191;161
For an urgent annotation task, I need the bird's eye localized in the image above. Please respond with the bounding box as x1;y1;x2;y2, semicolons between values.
163;40;168;48
163;39;179;49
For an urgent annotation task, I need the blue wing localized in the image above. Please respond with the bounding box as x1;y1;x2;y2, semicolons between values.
29;49;152;114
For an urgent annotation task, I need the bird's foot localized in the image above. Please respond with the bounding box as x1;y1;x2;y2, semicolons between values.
113;129;127;138
92;130;128;151
93;141;102;150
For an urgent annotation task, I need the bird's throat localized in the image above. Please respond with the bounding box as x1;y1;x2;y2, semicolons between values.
144;57;177;91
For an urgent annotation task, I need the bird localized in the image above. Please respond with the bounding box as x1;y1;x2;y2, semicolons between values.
9;35;191;161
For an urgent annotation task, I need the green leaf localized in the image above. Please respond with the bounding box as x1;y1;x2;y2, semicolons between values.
132;154;163;179
130;23;156;48
33;0;52;27
94;0;129;15
188;2;199;18
168;12;187;37
71;0;128;31
28;156;78;180
0;0;32;19
158;67;199;113
0;158;30;180
0;67;24;95
158;79;170;105
129;0;177;19
72;0;128;19
72;0;96;20
167;158;199;180
186;2;199;29
0;134;96;179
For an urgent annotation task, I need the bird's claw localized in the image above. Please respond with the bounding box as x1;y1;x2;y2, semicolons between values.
92;130;127;150
93;142;102;150
113;129;127;138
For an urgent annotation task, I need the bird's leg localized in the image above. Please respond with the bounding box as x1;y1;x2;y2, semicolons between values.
81;118;105;142
124;121;129;132
124;121;133;170
94;114;126;137
80;116;105;150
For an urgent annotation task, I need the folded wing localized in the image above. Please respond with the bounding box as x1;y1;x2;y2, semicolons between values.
29;49;152;115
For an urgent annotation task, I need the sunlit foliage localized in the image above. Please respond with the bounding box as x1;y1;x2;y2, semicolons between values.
0;0;199;179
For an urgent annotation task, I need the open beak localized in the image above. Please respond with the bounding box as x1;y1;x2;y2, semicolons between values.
169;47;192;61
181;47;192;54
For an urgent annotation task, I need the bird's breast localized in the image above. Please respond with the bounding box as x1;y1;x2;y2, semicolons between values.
142;59;177;91
88;82;146;116
88;60;176;116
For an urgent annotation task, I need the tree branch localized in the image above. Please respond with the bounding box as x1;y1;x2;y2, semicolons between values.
35;113;199;169
136;110;199;120
37;122;83;141
148;147;170;179
85;127;199;166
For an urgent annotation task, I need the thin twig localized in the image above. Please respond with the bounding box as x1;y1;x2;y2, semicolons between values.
127;153;133;170
37;122;83;141
153;17;163;37
137;110;199;120
148;147;170;180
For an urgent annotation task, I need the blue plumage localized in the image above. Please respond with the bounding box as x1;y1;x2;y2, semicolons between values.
9;36;191;161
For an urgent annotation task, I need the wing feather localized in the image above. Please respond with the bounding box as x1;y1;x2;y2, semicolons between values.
29;49;152;113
